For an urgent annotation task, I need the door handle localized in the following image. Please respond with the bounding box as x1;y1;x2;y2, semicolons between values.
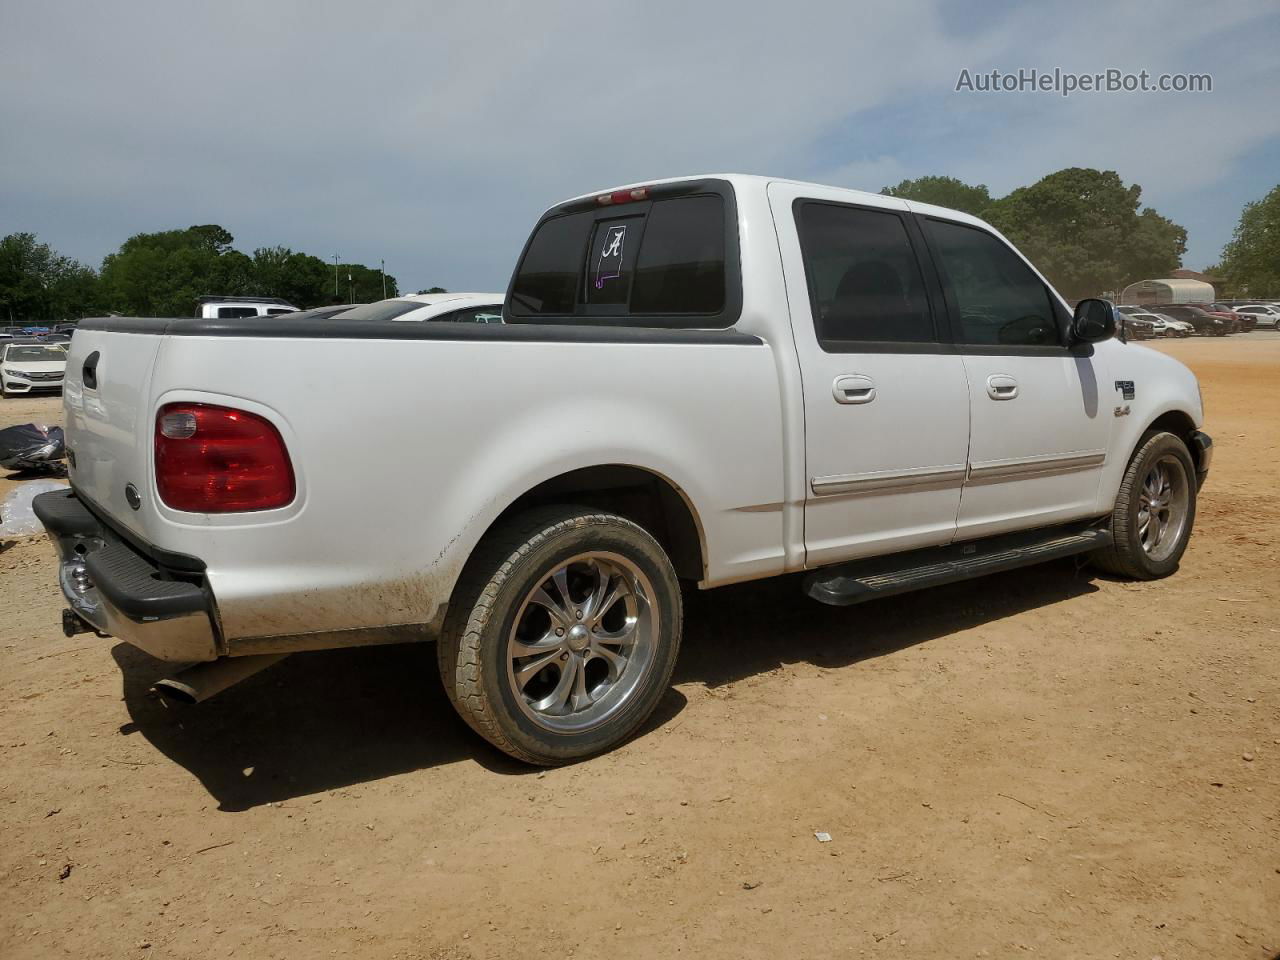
833;374;876;404
986;374;1018;400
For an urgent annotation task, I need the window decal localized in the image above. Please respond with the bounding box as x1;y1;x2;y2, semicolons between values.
594;224;627;290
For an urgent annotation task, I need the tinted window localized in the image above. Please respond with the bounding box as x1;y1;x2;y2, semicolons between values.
796;203;934;345
217;306;258;318
631;195;725;314
266;308;293;315
925;220;1059;347
510;211;592;315
509;192;729;322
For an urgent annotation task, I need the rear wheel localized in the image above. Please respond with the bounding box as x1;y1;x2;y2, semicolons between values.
1092;431;1196;579
438;506;682;765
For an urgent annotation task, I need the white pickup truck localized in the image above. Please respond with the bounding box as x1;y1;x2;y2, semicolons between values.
36;175;1212;764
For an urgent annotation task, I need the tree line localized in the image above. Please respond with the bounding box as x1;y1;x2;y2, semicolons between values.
882;168;1280;301
0;224;411;323
4;170;1278;322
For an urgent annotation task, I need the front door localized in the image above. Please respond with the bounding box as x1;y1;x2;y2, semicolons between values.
769;183;972;567
917;215;1112;539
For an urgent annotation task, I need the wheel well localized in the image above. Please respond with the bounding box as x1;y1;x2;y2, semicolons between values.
1145;410;1201;471
492;466;706;581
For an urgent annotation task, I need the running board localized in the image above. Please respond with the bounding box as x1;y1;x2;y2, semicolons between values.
804;523;1111;607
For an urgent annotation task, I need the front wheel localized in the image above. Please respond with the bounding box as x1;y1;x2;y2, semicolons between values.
1092;431;1196;579
438;506;682;765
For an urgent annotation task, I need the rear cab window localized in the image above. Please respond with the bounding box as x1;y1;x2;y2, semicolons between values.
507;179;740;328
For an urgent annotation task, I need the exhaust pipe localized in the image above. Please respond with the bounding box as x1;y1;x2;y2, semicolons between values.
152;653;287;705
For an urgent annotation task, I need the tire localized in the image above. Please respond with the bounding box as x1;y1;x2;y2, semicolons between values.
437;505;683;765
1091;431;1196;580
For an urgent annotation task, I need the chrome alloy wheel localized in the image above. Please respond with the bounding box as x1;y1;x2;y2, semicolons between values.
1138;454;1190;562
506;552;658;733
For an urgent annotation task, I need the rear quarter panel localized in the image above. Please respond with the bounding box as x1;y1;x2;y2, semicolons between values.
142;334;786;642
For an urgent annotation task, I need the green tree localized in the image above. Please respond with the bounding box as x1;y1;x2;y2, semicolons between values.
334;263;398;303
1219;184;1280;298
0;232;102;323
417;287;447;294
1126;208;1187;283
99;225;238;316
97;226;397;314
251;247;331;306
881;176;992;216
984;168;1183;300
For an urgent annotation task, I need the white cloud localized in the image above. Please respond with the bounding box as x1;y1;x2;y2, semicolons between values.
0;0;1276;286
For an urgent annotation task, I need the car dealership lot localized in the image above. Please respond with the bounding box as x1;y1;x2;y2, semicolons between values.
1;335;1276;959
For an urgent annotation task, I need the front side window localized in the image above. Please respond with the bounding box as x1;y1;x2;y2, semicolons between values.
796;202;935;346
216;306;258;319
925;219;1060;347
508;189;732;326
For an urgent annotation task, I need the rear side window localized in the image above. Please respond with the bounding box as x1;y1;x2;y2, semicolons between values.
508;187;735;327
925;219;1060;347
216;307;258;319
796;202;935;346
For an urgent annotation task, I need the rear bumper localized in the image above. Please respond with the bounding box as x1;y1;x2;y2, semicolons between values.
32;489;220;662
1190;430;1213;490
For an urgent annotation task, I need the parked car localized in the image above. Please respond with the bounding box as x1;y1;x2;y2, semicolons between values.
332;293;504;323
0;342;69;397
1229;303;1280;328
1118;306;1191;339
1124;315;1158;339
1148;312;1195;337
1199;303;1251;332
269;304;363;321
1154;304;1230;336
196;295;299;319
36;175;1211;765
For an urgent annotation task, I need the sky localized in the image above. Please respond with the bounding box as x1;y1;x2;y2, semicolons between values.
2;0;1278;295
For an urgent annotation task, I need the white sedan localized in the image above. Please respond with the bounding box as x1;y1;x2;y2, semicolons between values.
0;342;69;397
333;293;504;324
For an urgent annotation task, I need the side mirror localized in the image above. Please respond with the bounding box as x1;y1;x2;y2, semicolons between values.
1072;298;1117;344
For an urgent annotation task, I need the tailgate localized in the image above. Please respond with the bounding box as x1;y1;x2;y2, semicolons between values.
63;323;165;539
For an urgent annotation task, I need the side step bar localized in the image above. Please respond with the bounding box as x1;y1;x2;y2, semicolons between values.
805;522;1111;607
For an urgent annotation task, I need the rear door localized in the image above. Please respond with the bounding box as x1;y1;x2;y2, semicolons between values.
917;215;1111;539
769;183;971;566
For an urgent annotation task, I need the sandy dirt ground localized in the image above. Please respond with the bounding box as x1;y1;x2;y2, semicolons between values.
1;336;1277;960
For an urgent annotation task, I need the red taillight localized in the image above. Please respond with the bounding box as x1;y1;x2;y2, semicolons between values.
155;403;295;512
595;187;649;206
